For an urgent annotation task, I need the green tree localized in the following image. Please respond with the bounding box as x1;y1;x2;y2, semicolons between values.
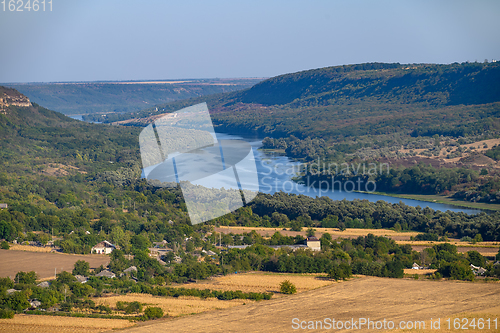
131;234;151;252
306;228;316;237
72;260;90;276
467;251;486;267
125;301;143;314
56;271;77;284
143;306;164;319
279;279;297;294
15;271;37;284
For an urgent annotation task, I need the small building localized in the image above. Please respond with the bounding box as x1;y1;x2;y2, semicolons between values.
0;203;7;209
29;299;42;309
412;263;422;270
92;241;116;254
306;236;321;251
227;245;250;250
152;240;168;247
471;264;487;276
75;275;88;283
37;281;50;288
6;289;18;295
95;270;116;278
123;266;137;274
148;247;171;258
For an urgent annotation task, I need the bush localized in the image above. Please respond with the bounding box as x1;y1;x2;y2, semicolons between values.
125;301;142;314
1;241;9;250
143;306;163;320
0;308;14;318
279;280;297;294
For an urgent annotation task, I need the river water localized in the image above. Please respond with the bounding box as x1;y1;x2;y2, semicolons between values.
69;112;481;215
214;133;481;215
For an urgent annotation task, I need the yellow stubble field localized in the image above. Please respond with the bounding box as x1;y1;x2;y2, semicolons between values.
121;276;500;333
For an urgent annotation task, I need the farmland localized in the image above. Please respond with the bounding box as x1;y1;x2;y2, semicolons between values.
172;271;335;294
214;226;420;241
0;314;133;333
214;226;500;256
121;276;500;333
0;250;110;279
93;294;250;318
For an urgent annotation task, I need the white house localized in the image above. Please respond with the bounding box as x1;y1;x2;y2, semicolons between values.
306;236;321;251
92;240;116;254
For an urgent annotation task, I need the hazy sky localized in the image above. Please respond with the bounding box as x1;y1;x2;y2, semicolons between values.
1;0;499;83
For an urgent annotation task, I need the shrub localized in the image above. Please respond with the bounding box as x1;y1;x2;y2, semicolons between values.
279;280;297;294
143;306;163;320
125;301;142;314
1;241;9;250
0;308;14;319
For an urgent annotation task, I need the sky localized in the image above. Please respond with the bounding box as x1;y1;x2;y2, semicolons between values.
0;0;499;83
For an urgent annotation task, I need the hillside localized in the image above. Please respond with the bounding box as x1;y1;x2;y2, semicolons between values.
96;62;500;139
93;62;500;204
5;78;262;116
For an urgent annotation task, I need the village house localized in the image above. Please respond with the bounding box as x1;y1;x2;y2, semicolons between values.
306;236;321;251
95;270;116;278
75;275;88;283
91;240;116;254
0;203;8;209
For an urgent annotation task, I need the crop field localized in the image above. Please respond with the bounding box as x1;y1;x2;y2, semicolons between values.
121;276;500;333
7;244;54;252
93;293;251;317
403;269;437;275
0;314;133;333
0;249;110;279
214;226;420;241
174;271;335;294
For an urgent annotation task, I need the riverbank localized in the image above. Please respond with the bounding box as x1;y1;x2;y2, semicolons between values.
364;191;500;212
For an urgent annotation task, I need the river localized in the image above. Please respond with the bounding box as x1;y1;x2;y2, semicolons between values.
214;133;481;214
69;112;481;215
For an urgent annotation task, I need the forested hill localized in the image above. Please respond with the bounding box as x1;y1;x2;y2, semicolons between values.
233;62;500;107
0;86;76;129
98;62;500;141
0;86;141;178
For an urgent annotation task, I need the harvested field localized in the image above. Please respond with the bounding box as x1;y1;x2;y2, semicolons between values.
93;293;250;317
0;249;109;279
8;244;53;252
214;227;420;241
121;276;500;333
404;269;437;275
0;314;133;333
409;243;500;257
175;271;334;294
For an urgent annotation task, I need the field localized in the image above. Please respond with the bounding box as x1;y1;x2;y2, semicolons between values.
7;244;53;253
214;226;420;241
93;294;251;318
0;314;133;333
214;227;500;256
0;249;110;279
173;271;334;294
121;276;500;333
